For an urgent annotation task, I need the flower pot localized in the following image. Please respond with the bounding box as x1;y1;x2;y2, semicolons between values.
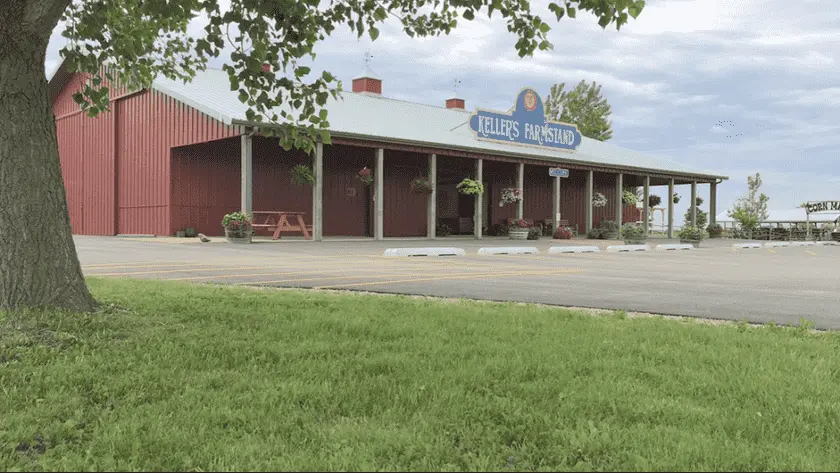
680;239;700;248
224;227;253;244
509;230;529;240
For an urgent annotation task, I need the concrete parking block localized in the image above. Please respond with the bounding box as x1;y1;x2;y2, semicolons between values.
606;244;650;252
383;247;465;257
655;244;693;251
733;243;762;249
548;246;601;254
764;242;790;248
790;241;816;247
477;247;539;255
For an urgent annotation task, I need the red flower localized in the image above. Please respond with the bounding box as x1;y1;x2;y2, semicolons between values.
359;167;371;176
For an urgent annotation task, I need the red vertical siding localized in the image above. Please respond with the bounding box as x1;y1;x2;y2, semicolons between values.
523;164;553;222
170;138;240;235
383;150;428;237
53;72;240;236
323;145;372;237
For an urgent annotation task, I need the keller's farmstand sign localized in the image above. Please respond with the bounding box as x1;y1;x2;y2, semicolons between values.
805;201;840;213
469;88;582;152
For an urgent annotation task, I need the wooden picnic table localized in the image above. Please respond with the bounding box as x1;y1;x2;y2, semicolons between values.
251;211;311;240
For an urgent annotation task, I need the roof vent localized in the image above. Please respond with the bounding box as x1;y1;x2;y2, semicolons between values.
352;52;382;95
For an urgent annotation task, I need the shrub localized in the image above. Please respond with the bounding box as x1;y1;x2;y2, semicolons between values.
683;208;708;228
678;225;704;241
553;226;573;240
586;228;603;239
707;223;723;238
508;218;530;231
648;194;662;207
620;223;645;240
527;228;541;240
435;223;452;237
598;219;619;237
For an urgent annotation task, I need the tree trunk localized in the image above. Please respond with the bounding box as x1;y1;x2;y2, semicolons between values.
0;16;97;311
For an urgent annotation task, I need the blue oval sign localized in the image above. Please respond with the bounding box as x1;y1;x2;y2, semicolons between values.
469;88;581;151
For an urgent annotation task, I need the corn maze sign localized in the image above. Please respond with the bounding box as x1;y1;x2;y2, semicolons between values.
805;201;840;213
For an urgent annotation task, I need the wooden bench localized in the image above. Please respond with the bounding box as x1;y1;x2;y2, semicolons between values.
251;211;311;240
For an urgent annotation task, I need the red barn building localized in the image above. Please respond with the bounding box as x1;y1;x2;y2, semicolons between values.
47;60;726;239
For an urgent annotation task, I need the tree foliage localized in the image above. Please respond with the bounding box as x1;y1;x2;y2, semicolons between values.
727;173;769;230
58;0;645;153
544;80;613;141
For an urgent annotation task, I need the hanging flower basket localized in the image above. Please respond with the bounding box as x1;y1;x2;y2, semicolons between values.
673;193;681;204
410;177;433;194
291;164;315;186
648;194;662;207
592;192;608;208
456;178;484;195
356;167;373;186
622;189;638;205
499;188;523;207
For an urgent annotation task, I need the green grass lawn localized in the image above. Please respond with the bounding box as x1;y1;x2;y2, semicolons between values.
4;279;840;471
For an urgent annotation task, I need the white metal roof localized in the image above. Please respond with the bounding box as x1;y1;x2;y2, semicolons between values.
59;63;724;180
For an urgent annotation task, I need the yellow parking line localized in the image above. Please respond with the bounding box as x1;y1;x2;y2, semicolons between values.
315;268;585;289
231;273;442;286
806;250;817;256
168;266;448;282
768;249;777;254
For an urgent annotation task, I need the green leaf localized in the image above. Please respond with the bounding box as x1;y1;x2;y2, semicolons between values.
567;7;576;18
320;129;332;144
374;6;387;21
297;66;311;76
238;90;248;103
369;26;379;41
463;9;474;20
539;22;550;33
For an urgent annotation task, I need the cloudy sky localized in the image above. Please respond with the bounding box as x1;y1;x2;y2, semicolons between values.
46;0;840;219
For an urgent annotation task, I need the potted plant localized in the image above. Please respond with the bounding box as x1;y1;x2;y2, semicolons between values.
597;220;618;239
291;164;315;186
435;222;452;237
622;189;638;206
222;212;253;244
553;226;573;240
499;188;522;207
356;167;373;186
592;192;607;208
648;194;662;207
673;193;681;204
620;223;645;244
410;177;433;194
695;197;704;206
508;218;530;240
527;228;541;240
678;225;704;247
456;178;484;195
707;223;723;239
586;228;603;240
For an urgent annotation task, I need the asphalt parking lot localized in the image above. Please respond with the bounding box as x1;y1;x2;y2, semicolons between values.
76;236;840;329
